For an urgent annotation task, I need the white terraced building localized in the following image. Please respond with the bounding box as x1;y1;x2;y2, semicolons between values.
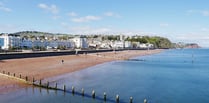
0;34;88;50
0;34;21;50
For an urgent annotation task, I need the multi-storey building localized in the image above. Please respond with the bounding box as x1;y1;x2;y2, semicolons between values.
72;36;88;49
0;34;21;50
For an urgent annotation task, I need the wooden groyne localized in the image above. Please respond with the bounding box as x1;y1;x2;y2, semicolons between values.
0;70;148;103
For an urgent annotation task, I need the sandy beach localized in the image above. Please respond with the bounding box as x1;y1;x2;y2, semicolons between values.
0;49;164;93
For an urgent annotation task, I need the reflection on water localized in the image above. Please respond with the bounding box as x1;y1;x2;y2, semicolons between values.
1;49;209;103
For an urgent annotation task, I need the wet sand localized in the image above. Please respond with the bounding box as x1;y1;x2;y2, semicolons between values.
0;49;164;93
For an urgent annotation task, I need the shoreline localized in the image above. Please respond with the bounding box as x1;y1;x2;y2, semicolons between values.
0;49;164;93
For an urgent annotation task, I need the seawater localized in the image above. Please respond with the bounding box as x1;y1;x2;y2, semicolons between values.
1;49;209;103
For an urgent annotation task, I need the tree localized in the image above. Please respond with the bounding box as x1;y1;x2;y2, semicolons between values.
125;36;172;49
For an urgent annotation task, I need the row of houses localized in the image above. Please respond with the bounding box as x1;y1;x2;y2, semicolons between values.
0;34;88;50
0;34;154;50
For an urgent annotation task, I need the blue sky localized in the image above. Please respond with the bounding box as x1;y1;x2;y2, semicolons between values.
1;0;209;47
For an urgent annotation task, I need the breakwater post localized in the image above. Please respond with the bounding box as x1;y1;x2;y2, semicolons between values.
47;81;49;88
19;74;21;78
72;86;75;94
144;99;147;103
130;97;133;103
63;85;66;92
81;88;84;96
116;94;119;103
25;76;28;81
8;72;10;75
39;79;42;85
13;73;15;77
32;77;35;83
92;90;95;98
104;92;106;101
55;83;57;89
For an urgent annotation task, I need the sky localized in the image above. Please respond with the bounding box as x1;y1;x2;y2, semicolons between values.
0;0;209;47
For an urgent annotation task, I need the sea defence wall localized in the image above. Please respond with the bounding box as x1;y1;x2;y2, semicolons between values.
0;48;151;60
0;49;113;60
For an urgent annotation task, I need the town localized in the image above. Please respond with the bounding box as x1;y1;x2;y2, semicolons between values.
0;31;199;52
0;31;167;52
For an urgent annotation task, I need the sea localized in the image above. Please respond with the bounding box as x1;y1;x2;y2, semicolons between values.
0;49;209;103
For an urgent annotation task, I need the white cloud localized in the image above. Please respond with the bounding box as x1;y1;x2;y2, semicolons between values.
38;3;59;14
71;26;111;34
201;10;209;16
160;23;169;27
187;10;195;14
104;12;121;18
177;34;205;40
0;2;12;12
175;33;209;47
60;23;111;34
60;22;68;26
104;12;114;16
68;12;77;17
52;15;61;20
71;15;101;23
69;12;120;23
0;24;22;33
201;28;209;32
187;10;209;16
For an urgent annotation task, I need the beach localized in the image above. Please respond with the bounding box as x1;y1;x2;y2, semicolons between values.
0;49;164;93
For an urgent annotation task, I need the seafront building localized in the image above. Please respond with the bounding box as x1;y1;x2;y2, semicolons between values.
0;33;153;51
72;36;88;49
0;34;88;50
0;34;22;50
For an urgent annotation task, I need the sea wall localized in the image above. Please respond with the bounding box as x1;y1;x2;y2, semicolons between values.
0;48;151;60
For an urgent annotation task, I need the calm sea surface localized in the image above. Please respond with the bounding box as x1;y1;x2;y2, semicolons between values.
1;49;209;103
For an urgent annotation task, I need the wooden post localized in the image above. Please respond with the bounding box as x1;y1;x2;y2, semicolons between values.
8;72;10;75
55;83;57;89
104;92;106;101
32;77;35;83
3;71;5;74
13;73;15;77
63;85;66;92
39;79;42;86
20;74;21;78
47;81;49;88
72;86;75;94
25;76;28;81
92;90;95;98
116;94;119;103
81;88;84;96
130;97;133;103
144;99;147;103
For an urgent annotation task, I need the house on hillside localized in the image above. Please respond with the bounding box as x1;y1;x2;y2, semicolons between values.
139;43;154;49
112;41;124;49
124;41;132;48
